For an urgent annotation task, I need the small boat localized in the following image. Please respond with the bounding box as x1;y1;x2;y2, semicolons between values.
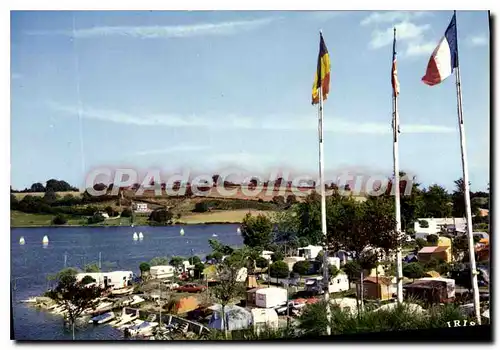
113;309;140;328
89;311;115;324
131;224;135;228
133;232;138;241
127;320;159;337
111;287;134;296
21;297;37;303
129;295;145;306
212;233;218;237
180;228;185;236
42;235;49;244
236;227;241;234
19;237;25;245
138;232;144;240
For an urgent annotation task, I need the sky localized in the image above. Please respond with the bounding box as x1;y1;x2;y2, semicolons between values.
10;10;490;192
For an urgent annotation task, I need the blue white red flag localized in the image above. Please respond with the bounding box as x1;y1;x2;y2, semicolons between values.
422;13;458;86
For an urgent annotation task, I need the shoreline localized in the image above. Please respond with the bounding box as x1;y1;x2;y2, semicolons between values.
11;221;242;229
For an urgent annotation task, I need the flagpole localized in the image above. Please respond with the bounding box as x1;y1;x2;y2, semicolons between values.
453;11;481;325
392;28;404;304
318;30;331;337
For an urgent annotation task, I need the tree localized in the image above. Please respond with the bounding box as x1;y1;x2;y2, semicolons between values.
169;256;185;270
88;213;105;224
241;213;273;248
46;274;105;340
272;196;286;208
271;251;284;262
403;262;425;281
120;208;132;218
426;234;439;245
30;182;46;192
452;178;480;218
209;256;246;337
418;220;429;228
150;256;170;266
139;262;151;279
419;185;451;218
415;238;427;250
292;260;311;277
286;194;298;207
328;265;340;279
269;261;290;279
256;257;269;269
208;239;234;256
193;202;209;213
80;275;96;285
148;209;173;225
193;262;205;279
43;188;57;204
104;206;115;217
52;214;67;225
84;263;100;273
296;192;323;245
45;179;77;192
189;256;202;265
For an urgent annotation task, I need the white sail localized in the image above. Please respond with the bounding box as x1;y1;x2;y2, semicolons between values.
180;228;185;236
133;232;138;240
138;232;144;240
19;237;25;245
237;227;241;234
42;235;49;244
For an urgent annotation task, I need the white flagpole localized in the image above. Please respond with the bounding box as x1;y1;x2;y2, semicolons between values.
392;28;404;304
454;13;481;324
318;31;331;336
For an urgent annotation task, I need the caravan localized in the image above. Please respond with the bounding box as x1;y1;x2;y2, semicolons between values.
149;265;176;280
76;271;134;290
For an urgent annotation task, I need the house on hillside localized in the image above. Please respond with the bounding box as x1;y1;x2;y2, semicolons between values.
417;246;452;263
358;276;393;301
414;217;466;237
133;202;149;213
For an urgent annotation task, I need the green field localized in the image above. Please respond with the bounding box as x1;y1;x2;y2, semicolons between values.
10;211;84;227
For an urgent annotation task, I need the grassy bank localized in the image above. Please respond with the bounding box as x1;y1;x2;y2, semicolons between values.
10;209;275;228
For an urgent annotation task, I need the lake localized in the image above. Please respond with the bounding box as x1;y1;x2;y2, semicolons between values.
10;224;243;340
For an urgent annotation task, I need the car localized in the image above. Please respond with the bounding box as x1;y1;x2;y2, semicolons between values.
174;283;207;293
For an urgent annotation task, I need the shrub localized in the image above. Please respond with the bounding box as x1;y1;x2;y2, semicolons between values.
81;275;96;285
402;262;424;280
52;214;67;225
193;202;210;213
269;261;290;278
271;251;284;262
256;257;269;269
120;208;132;217
88;212;105;224
292;260;312;276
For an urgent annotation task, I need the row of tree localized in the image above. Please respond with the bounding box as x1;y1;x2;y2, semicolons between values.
11;179;79;193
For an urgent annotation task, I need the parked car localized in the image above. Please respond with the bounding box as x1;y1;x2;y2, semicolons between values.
174;283;207;293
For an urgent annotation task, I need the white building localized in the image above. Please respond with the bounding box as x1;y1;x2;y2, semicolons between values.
133;202;149;212
76;271;134;290
414;217;466;238
251;308;279;333
261;250;274;261
149;265;176;280
297;245;323;259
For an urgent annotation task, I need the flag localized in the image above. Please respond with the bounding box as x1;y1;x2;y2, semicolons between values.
422;13;458;86
392;29;400;96
312;33;331;105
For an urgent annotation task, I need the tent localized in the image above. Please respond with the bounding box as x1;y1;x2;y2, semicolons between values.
207;304;252;331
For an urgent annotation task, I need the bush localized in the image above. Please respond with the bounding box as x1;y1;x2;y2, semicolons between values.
292;260;312;276
88;212;105;224
269;261;290;278
415;238;427;250
426;234;438;244
139;262;151;273
52;214;67;225
120;208;132;217
256;257;269;269
271;251;284;262
149;209;174;225
193;202;210;213
402;262;424;280
189;256;202;265
81;275;96;285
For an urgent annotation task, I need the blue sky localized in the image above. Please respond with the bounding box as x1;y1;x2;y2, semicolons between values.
11;10;490;191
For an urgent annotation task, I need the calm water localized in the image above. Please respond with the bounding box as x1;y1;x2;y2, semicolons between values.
11;225;243;340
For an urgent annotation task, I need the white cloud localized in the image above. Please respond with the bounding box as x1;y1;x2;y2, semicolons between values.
361;11;429;26
467;35;488;47
404;41;435;57
133;145;209;156
369;21;431;49
48;102;455;135
27;17;278;39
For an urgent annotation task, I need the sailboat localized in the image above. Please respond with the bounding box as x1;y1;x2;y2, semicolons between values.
236;227;241;235
138;232;144;240
19;237;25;245
133;232;138;241
212;233;218;237
42;235;49;245
180;228;185;236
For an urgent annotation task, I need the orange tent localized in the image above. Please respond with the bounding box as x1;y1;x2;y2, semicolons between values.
174;296;199;314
